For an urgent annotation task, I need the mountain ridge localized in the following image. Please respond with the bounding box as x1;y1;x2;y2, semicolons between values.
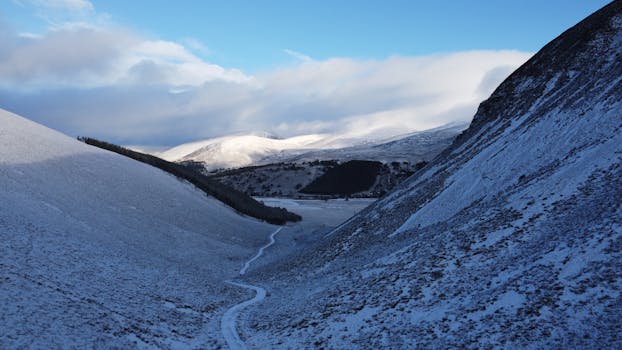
157;122;467;170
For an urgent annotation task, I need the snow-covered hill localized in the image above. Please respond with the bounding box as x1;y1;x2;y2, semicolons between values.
158;123;466;171
158;133;327;170
245;2;622;348
0;109;276;348
163;123;465;199
262;122;468;165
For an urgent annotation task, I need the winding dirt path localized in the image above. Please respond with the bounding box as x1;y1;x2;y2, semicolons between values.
239;227;283;275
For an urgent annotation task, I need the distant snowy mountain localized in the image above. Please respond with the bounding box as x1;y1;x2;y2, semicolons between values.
266;122;468;164
158;133;327;169
0;109;275;348
245;2;622;348
157;123;466;199
158;123;467;171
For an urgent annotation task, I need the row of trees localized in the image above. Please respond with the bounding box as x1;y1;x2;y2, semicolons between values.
301;160;383;196
78;137;302;225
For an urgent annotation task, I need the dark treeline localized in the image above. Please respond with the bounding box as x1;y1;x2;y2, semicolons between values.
77;137;301;225
301;160;383;196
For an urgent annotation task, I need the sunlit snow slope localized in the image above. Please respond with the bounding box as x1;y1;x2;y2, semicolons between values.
158;124;466;171
158;133;327;169
0;109;274;348
247;2;622;349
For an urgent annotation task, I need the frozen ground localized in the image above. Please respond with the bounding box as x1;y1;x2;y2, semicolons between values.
245;198;375;273
256;197;374;227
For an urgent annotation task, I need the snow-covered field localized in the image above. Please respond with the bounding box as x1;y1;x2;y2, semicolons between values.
256;197;375;227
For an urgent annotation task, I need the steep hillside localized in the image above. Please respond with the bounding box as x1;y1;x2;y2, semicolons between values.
0;110;276;348
246;2;622;348
79;137;301;224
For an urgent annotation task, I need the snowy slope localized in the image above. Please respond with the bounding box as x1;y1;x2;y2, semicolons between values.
158;133;327;169
245;2;622;348
0;109;275;348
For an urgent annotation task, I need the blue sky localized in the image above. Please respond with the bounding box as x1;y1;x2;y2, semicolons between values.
0;0;611;146
1;0;609;71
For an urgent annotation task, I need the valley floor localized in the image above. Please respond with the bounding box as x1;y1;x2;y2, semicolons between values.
245;198;375;272
215;197;374;349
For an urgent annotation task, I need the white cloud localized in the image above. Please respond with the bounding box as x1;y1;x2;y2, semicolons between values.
0;24;250;89
122;39;250;86
283;49;313;63
0;20;532;147
181;37;210;56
